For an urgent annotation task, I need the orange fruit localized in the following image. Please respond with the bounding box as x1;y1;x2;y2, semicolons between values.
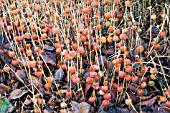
3;66;10;72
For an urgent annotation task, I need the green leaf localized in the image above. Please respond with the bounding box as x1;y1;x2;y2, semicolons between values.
0;98;13;113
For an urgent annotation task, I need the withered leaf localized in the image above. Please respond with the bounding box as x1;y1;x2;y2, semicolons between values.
9;89;28;100
71;101;92;113
29;75;40;85
41;53;56;66
77;102;93;113
3;43;10;49
159;107;170;113
140;96;157;107
71;101;79;112
97;56;108;65
54;67;64;81
84;70;90;79
0;83;11;94
116;107;129;113
44;44;55;51
128;84;138;92
15;69;26;81
107;48;115;55
128;92;140;103
140;93;154;100
85;84;91;96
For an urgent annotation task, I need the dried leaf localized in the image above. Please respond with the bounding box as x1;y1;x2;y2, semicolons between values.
116;107;129;113
72;101;92;113
41;53;56;66
45;44;55;51
84;70;90;79
3;43;10;49
159;107;170;113
0;83;11;94
140;96;157;107
15;69;26;81
18;57;27;65
108;61;114;72
140;93;154;100
128;92;140;103
54;68;64;81
71;101;79;112
107;48;114;55
29;75;40;85
9;89;28;100
128;84;138;92
97;56;108;65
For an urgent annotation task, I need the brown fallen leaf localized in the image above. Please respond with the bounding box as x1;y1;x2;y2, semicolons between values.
84;70;90;79
28;75;40;86
128;84;138;92
41;52;56;66
97;56;108;65
77;102;94;113
71;101;94;113
0;83;11;94
9;89;28;100
128;92;140;103
140;96;157;107
140;93;154;100
44;44;55;51
15;69;26;81
158;107;170;113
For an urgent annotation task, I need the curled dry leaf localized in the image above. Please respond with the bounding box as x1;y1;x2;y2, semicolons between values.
97;56;108;65
44;44;55;51
0;83;11;94
128;92;140;103
71;101;93;113
71;101;79;111
140;93;154;100
107;48;115;55
9;89;28;100
54;67;64;81
140;96;157;107
128;84;138;92
41;52;56;66
15;69;26;81
84;69;90;79
28;75;40;86
115;107;129;113
158;106;170;113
